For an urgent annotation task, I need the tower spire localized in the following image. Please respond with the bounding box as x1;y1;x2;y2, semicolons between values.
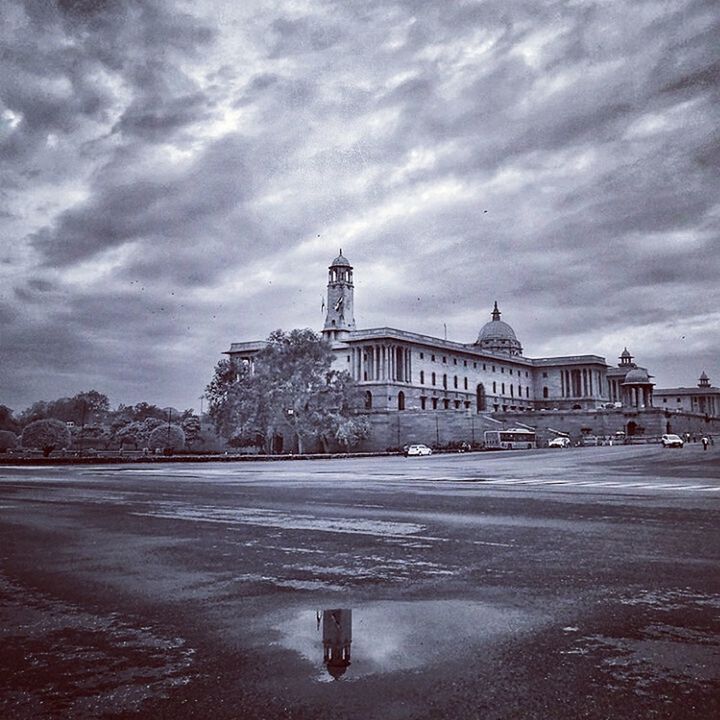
322;251;356;340
491;301;501;321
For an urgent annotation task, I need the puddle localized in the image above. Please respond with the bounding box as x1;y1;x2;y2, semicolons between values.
274;600;531;682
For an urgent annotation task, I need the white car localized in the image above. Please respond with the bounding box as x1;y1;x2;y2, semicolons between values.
406;444;432;456
548;437;570;448
661;434;684;448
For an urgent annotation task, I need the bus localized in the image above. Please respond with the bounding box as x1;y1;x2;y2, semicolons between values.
483;428;537;450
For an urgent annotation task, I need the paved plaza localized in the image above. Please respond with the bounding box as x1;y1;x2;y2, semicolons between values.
1;444;719;719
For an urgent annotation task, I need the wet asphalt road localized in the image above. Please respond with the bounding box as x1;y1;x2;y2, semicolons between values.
1;444;719;719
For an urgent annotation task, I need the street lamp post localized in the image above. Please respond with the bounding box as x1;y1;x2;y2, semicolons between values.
79;400;86;458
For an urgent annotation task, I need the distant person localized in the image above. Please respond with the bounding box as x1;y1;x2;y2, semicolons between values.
702;437;709;451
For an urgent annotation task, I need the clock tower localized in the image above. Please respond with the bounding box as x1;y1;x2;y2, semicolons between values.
322;250;356;341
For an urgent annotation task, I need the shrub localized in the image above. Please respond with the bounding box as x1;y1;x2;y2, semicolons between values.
0;430;18;452
114;418;164;449
147;424;185;452
21;419;71;457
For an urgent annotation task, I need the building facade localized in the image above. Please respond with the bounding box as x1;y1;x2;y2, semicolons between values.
226;252;718;448
654;372;720;417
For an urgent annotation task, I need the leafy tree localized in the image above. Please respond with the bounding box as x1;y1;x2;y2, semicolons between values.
0;406;20;433
147;424;185;451
17;391;110;427
114;418;164;449
180;413;202;448
0;430;18;453
126;402;168;422
333;414;371;450
21;419;71;457
206;358;269;448
18;401;50;426
74;390;111;423
206;329;368;453
71;424;112;450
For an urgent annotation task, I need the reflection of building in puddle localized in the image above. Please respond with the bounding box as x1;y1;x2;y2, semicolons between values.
320;609;352;680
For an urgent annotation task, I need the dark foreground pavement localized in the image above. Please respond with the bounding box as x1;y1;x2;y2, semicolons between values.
1;444;719;719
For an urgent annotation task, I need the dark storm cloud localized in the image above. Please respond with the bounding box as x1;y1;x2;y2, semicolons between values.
1;0;215;166
31;133;253;267
2;0;720;409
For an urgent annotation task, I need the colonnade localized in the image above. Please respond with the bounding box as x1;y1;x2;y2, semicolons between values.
350;344;411;383
559;368;602;398
622;385;653;408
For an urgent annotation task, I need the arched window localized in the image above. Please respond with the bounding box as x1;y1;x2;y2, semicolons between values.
476;384;487;412
364;391;373;409
432;372;436;386
443;374;447;389
453;376;458;388
420;370;425;384
398;391;405;411
543;387;549;398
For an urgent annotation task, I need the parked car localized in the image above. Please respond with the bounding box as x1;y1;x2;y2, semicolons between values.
406;444;432;456
661;434;684;448
548;437;570;448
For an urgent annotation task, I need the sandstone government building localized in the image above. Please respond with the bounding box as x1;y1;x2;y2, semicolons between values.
227;252;719;451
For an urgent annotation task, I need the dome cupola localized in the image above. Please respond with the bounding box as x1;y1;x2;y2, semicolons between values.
474;301;522;356
622;368;652;385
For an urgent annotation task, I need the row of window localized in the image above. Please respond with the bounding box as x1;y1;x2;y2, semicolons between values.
419;398;472;410
419;371;470;390
418;372;534;399
364;388;535;413
417;352;530;377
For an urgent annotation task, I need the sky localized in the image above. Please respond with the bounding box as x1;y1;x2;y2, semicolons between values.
1;0;719;413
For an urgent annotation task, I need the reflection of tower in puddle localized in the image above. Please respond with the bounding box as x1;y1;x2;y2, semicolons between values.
321;609;352;680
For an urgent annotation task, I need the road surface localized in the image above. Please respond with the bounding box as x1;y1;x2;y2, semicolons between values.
1;444;719;719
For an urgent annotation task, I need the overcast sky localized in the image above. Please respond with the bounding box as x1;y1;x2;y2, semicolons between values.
1;0;719;413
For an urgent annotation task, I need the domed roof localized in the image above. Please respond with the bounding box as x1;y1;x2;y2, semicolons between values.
623;368;652;384
474;302;522;355
330;249;351;267
477;319;519;343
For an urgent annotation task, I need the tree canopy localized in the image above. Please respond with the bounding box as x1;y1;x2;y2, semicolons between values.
206;329;368;453
147;424;185;451
18;390;110;427
21;419;72;456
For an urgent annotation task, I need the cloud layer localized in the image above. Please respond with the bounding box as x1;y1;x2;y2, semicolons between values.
2;0;719;410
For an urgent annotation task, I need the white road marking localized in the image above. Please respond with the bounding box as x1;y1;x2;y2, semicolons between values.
475;478;719;493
